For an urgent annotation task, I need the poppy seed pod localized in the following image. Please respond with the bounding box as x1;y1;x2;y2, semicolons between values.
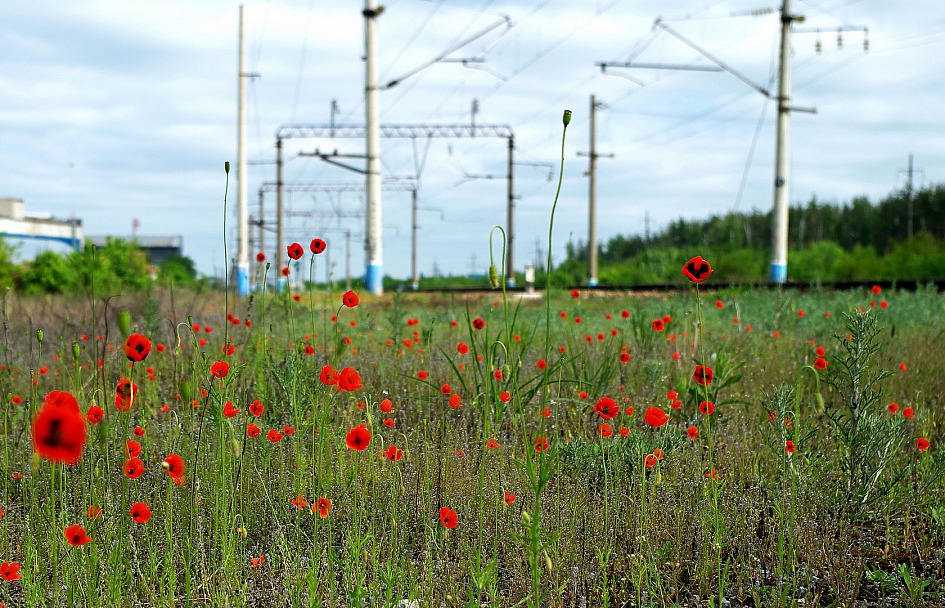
117;311;132;338
72;341;80;361
36;329;44;343
562;110;572;126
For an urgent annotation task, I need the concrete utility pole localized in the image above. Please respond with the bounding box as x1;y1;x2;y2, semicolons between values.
905;153;914;239
236;5;249;295
578;95;613;287
275;138;285;288
506;135;515;287
364;0;384;294
770;0;795;284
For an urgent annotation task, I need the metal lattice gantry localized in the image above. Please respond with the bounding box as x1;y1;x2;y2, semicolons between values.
274;123;515;291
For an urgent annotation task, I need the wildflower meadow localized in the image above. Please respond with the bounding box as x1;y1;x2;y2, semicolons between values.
1;114;944;607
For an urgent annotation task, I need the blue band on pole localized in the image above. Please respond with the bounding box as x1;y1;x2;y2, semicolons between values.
588;278;598;287
366;263;383;294
770;263;787;284
236;267;249;297
505;278;516;288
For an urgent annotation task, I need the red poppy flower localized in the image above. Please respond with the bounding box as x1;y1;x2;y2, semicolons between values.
692;365;714;387
267;429;283;443
681;256;712;283
291;494;310;509
871;284;881;295
472;318;485;330
448;394;462;408
1;561;21;581
286;242;304;260
32;392;87;465
504;491;517;505
246;423;260;438
86;404;104;424
338;367;362;392
223;401;240;418
899;362;908;371
493;369;504;381
313;497;332;518
86;505;102;519
687;426;699;440
162;453;186;479
619;352;630;363
541;407;552;418
346;423;371;451
644;406;669;428
122;333;152;363
594;397;619;419
653;448;665;461
310;238;327;254
499;391;511;403
64;524;91;547
888;403;899;414
123;457;144;479
250;555;265;568
249;400;264;417
256;252;266;263
698;401;716;416
439;507;458;528
210;361;230;379
379;398;394;413
785;440;796;454
320;365;339;386
644;454;657;469
533;436;549;452
916;437;930;451
440;384;452;395
342;290;360;308
486;437;500;449
652;319;665;332
11;395;22;405
814;357;827;370
536;359;546;370
903;407;915;419
598;422;614;438
125;439;142;458
383;445;403;461
130;501;152;524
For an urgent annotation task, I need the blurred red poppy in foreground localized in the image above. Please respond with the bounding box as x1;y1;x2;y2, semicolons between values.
1;561;21;581
338;367;362;392
917;437;930;451
32;390;87;465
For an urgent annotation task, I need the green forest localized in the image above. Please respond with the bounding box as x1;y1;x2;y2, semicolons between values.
547;183;945;286
4;183;945;294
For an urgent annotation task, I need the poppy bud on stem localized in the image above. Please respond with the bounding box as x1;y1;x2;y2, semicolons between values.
36;329;43;344
117;311;132;338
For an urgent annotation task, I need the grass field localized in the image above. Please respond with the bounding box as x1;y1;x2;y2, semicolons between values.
0;273;943;607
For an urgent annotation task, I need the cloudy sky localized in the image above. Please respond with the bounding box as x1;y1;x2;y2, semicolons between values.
1;0;942;283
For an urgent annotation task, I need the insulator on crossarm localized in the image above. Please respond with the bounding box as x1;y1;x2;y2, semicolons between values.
837;33;843;49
